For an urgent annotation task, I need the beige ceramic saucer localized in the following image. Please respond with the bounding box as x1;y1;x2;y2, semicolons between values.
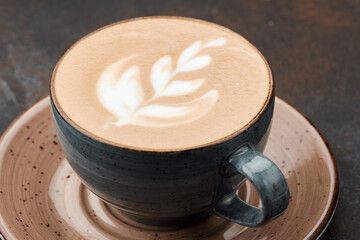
0;97;338;240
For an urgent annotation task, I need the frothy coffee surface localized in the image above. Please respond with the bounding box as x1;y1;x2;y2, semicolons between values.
52;17;271;150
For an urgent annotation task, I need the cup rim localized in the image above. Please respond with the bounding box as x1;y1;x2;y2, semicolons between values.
49;16;274;153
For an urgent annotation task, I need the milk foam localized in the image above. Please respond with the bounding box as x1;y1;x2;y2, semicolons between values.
97;38;226;128
52;17;271;150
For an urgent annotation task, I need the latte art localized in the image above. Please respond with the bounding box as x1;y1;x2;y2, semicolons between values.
98;38;226;128
52;17;271;150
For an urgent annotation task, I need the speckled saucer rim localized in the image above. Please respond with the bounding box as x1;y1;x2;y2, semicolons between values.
282;100;339;240
0;96;339;240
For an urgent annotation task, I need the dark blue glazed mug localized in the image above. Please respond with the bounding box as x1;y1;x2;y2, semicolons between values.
50;83;289;228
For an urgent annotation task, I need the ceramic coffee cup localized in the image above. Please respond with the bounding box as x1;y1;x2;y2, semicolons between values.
50;85;289;228
49;17;289;228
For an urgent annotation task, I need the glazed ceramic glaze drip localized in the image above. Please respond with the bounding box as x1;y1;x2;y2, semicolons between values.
53;17;271;150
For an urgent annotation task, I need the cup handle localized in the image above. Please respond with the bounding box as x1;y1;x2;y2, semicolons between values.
213;145;290;227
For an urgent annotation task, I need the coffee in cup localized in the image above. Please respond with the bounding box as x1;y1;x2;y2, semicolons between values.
50;16;289;227
53;17;270;150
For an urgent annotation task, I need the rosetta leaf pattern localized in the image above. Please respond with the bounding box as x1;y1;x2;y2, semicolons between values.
177;40;202;66
151;56;172;95
161;79;205;97
97;38;227;128
115;65;143;112
177;55;212;72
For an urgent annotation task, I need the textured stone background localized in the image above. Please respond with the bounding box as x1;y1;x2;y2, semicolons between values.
0;0;359;239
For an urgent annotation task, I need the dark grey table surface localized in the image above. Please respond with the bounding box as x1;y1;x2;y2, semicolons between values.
0;0;359;239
